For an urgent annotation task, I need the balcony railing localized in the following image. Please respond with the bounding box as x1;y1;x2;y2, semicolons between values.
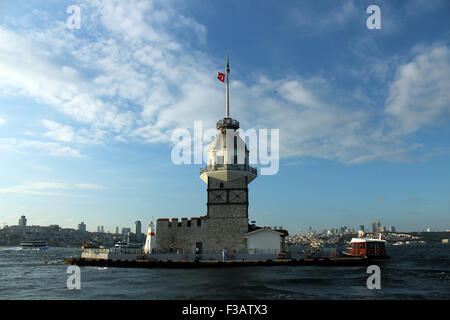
216;118;239;129
200;164;257;175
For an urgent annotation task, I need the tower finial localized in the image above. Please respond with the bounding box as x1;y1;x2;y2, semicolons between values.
225;54;230;118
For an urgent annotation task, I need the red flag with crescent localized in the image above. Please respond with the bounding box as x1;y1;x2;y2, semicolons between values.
217;72;225;82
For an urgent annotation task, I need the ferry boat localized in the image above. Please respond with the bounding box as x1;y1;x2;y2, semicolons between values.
342;236;388;259
19;241;49;250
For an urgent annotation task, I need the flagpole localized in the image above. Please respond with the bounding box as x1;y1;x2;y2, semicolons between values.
225;55;230;118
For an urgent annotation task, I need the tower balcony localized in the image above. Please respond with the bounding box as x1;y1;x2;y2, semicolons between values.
200;164;257;184
217;118;239;131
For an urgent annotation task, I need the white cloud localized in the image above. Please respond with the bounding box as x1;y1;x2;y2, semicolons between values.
0;117;5;125
0;182;103;196
42;120;76;142
0;138;82;158
385;45;450;134
0;0;448;165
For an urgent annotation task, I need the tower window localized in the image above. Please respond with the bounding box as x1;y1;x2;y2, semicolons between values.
187;220;191;227
220;183;223;189
197;219;201;227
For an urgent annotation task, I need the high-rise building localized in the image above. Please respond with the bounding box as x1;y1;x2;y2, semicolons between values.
115;226;119;234
380;226;386;233
389;226;396;233
100;226;104;233
135;221;142;235
122;227;131;235
18;215;27;227
372;221;381;233
77;222;86;232
359;225;364;231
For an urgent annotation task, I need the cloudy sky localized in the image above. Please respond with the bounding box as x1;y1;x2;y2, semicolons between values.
0;0;449;233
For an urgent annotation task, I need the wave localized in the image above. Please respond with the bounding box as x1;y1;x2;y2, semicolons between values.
0;247;22;251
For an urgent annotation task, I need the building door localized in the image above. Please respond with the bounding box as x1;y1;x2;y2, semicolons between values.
196;242;202;254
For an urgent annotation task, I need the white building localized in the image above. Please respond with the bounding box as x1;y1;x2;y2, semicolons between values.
245;228;284;254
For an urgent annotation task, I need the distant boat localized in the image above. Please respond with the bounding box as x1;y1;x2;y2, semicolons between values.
19;241;49;250
112;241;143;254
342;237;389;259
114;241;142;249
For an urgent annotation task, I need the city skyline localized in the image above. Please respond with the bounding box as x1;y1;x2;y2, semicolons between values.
5;214;431;235
1;1;450;234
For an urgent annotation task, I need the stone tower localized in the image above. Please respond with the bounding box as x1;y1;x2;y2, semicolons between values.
199;56;257;253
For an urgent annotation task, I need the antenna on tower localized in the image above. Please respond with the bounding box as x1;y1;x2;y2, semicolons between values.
225;54;230;118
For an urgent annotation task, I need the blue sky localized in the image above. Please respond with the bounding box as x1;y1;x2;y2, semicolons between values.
0;0;449;233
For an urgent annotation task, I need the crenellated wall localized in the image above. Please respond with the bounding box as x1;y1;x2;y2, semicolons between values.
155;217;207;253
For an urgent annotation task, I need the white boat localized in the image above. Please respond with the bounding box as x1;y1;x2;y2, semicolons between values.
19;241;49;250
113;241;142;253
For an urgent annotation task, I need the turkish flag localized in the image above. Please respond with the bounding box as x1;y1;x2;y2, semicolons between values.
217;72;225;82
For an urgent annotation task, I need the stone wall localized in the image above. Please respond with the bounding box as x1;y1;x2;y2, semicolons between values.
205;176;249;253
155;176;250;254
155;218;206;254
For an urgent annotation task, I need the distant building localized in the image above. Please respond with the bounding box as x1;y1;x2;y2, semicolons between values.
101;226;104;233
115;226;119;234
18;216;27;227
135;221;142;235
77;222;86;232
49;225;60;231
122;227;131;235
359;225;364;231
380;226;386;233
389;226;396;233
372;221;381;233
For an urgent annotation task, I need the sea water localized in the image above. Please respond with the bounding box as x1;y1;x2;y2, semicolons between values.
0;244;448;299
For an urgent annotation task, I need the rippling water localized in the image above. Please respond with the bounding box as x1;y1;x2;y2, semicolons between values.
0;244;449;299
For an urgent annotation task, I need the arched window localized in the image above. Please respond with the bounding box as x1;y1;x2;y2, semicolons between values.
220;183;224;189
